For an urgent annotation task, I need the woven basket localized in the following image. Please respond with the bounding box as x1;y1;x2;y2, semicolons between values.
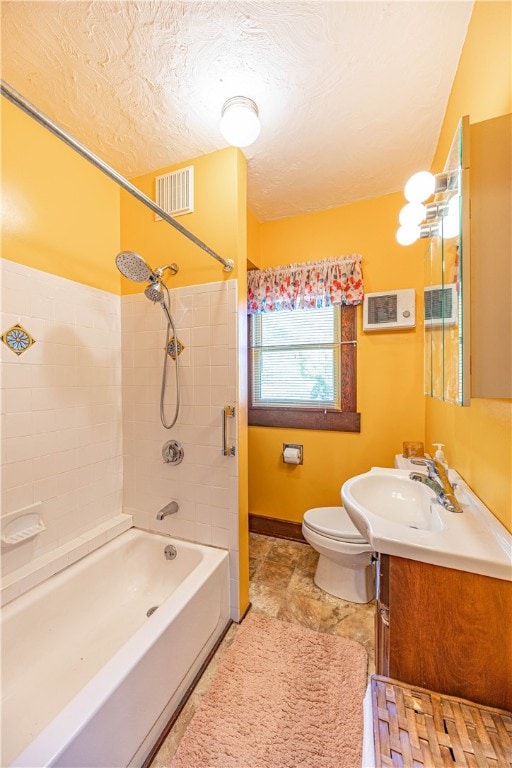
372;675;512;767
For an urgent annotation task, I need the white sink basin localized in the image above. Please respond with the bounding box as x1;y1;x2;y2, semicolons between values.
341;467;512;581
343;471;444;534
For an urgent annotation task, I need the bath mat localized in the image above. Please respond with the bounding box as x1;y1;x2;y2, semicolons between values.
168;612;368;768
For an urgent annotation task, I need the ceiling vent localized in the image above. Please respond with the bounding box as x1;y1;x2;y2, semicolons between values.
155;166;194;219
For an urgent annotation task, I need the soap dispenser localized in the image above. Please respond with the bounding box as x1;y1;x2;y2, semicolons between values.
433;443;448;470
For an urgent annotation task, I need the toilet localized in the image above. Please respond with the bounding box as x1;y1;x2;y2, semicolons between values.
302;506;375;603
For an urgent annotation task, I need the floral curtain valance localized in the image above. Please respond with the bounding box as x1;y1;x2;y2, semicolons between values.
247;255;364;314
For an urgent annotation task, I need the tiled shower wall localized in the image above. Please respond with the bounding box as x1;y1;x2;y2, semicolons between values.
121;279;240;618
0;262;240;618
0;260;123;581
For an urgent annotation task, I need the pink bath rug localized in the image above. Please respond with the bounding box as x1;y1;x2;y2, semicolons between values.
168;612;368;768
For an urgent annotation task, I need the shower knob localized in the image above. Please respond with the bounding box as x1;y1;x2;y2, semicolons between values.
162;440;184;465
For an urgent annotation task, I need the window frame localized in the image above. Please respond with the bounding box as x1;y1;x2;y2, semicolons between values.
248;304;360;432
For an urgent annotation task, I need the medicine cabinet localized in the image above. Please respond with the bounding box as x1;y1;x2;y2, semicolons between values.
424;117;470;405
424;113;511;403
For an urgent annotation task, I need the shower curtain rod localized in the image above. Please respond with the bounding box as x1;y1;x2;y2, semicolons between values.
1;80;234;273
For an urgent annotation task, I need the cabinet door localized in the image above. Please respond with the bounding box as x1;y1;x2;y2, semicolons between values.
386;556;512;711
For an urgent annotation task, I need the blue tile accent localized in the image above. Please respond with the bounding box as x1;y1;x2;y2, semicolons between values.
167;337;185;360
1;323;36;356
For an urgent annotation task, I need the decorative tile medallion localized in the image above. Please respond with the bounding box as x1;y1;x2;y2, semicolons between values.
167;337;185;360
1;323;36;356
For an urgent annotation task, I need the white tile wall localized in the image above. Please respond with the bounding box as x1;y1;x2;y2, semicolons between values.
121;279;240;619
0;262;241;620
1;260;123;577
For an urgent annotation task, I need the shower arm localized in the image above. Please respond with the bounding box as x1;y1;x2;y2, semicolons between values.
1;79;234;273
153;264;179;278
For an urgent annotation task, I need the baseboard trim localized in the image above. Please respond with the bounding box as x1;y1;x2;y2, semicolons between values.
249;513;306;543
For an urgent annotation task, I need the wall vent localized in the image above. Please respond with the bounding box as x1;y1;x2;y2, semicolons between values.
363;289;416;331
424;284;458;327
155;166;194;219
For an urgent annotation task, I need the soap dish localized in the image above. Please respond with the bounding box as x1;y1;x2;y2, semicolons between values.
1;502;46;546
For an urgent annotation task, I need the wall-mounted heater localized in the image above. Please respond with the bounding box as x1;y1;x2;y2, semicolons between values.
155;165;194;220
424;284;458;327
363;289;416;331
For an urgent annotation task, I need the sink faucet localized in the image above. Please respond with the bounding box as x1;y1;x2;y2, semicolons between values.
409;458;462;513
156;500;179;520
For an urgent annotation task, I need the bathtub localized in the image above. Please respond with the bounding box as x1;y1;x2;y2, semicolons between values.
1;528;230;767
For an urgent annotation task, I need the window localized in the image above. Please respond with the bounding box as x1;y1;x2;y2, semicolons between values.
249;304;359;431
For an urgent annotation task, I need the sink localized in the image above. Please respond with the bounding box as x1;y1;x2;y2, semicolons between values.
341;467;512;581
342;469;444;537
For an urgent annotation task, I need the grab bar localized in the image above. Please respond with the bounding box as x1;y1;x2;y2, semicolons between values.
222;405;236;457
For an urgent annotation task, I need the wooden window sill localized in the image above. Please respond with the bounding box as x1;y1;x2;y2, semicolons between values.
248;407;360;432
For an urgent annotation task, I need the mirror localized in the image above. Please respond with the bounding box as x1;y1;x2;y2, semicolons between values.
424;117;470;406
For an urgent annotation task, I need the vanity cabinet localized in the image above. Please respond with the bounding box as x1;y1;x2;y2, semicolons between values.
375;553;512;711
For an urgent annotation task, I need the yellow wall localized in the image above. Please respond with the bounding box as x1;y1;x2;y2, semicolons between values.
247;207;262;269
120;148;244;290
249;192;425;523
1;99;121;292
425;0;512;531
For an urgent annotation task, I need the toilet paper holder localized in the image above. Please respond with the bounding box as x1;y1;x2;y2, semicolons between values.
282;443;303;465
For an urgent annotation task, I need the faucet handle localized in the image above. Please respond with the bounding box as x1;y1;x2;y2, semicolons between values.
410;457;438;479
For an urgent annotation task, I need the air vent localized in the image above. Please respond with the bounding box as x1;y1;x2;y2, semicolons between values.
363;289;416;331
155;166;194;219
424;284;458;326
367;294;397;324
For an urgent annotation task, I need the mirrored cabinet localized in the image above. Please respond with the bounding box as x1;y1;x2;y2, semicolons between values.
469;113;511;399
424;113;511;403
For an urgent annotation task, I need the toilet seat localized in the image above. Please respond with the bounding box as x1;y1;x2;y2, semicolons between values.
303;506;367;543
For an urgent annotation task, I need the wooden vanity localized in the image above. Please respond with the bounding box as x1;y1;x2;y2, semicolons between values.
375;553;512;711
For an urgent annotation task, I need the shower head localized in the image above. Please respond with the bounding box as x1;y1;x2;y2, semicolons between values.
115;251;154;283
144;281;165;303
145;280;174;326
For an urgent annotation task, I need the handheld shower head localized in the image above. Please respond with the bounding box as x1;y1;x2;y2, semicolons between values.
145;279;174;326
144;281;165;303
115;251;154;283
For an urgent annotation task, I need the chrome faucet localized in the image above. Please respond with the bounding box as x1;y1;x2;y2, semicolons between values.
409;458;462;513
156;500;179;520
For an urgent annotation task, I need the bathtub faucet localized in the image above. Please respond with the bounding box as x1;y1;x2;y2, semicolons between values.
156;500;179;520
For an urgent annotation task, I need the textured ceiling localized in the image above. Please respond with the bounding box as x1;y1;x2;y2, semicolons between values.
1;1;473;221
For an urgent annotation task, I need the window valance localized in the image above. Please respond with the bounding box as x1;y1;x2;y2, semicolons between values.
247;255;364;314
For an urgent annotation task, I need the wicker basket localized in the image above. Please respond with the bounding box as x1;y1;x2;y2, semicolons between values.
372;675;512;767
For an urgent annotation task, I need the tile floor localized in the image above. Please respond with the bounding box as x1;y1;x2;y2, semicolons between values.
151;533;375;766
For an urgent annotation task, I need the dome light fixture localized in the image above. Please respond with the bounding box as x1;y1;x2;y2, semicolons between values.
404;171;436;203
399;202;427;228
220;96;261;148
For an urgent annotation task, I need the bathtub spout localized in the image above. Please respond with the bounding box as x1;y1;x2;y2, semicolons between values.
157;501;179;520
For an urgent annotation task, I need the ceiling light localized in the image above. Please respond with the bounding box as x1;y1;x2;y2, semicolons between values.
220;96;261;148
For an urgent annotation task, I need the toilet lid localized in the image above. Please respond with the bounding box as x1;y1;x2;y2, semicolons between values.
303;506;367;542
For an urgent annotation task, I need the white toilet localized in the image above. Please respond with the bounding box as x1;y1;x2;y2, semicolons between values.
302;506;375;603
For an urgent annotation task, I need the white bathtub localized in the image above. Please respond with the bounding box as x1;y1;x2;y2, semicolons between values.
1;528;230;767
